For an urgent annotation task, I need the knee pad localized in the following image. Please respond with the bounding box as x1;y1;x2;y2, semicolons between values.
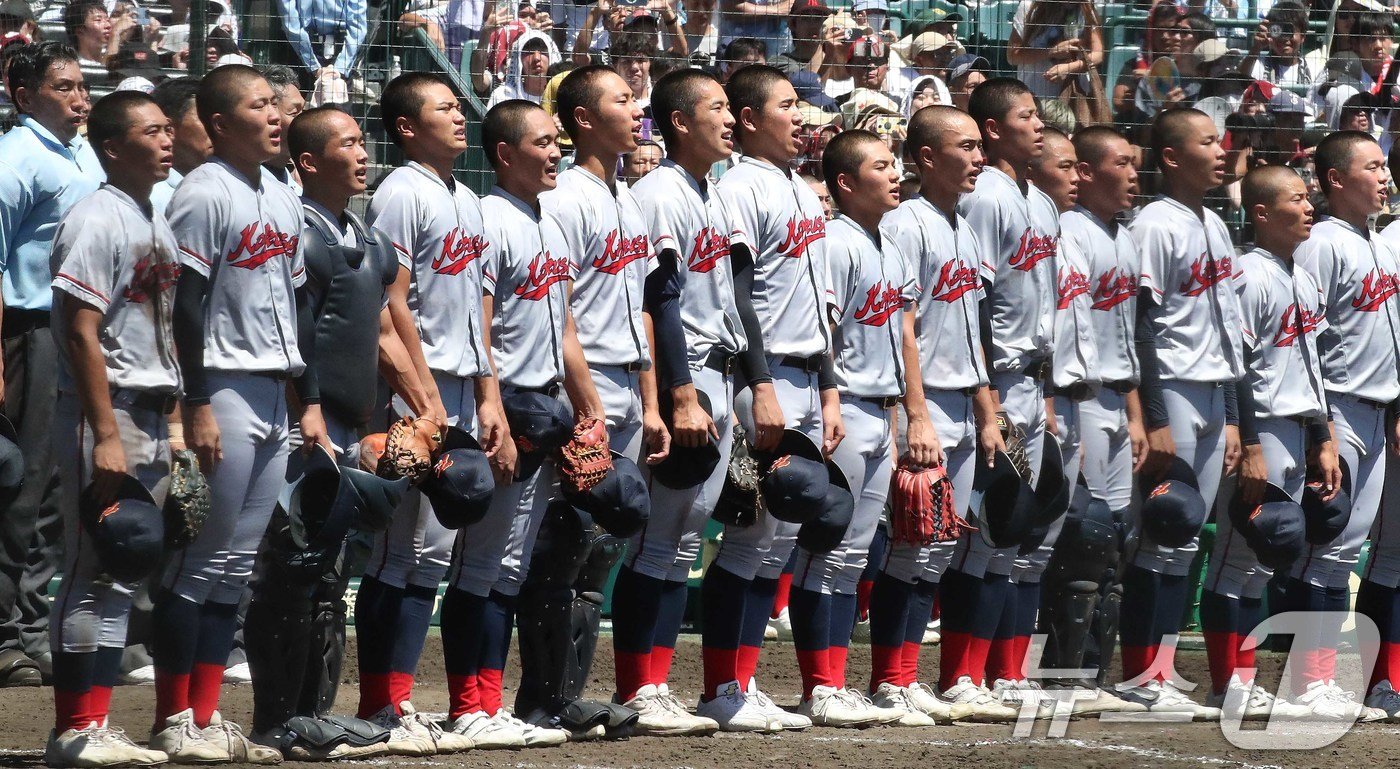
576;533;623;594
1047;496;1120;586
526;501;594;589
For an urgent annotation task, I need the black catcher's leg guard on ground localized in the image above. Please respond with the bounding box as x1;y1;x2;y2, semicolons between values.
1039;497;1120;689
247;514;317;735
299;557;350;717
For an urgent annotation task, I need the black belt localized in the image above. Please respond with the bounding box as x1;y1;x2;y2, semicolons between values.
1;308;49;337
514;383;561;398
704;350;733;375
860;395;900;409
1022;359;1050;381
778;354;825;373
251;370;291;382
1353;394;1391;410
1103;380;1135;394
113;388;176;414
614;361;645;373
1054;383;1095;402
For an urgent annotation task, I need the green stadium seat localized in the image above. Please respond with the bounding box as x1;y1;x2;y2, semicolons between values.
1106;43;1138;86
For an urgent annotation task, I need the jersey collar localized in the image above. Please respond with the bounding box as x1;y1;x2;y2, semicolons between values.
914;194;957;226
659;159;708;200
406;160;457;193
489;185;541;220
1073;204;1118;235
1318;215;1371;241
99;183;152;220
737;153;792;178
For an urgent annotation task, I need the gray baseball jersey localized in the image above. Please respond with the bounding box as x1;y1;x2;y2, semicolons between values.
881;196;988;391
825;215;914;398
540;165;653;367
1052;227;1100;388
481;187;570;389
1062;206;1139;385
715;155;830;357
1296;217;1400;403
368;161;492;379
50;184;181;394
1131;197;1245;382
956;167;1058;373
168;157;306;375
632;159;748;363
1235;246;1328;420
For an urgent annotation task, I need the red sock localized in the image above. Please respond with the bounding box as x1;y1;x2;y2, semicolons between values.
828;646;849;689
357;672;389;718
1293;647;1322;692
737;644;761;687
154;670;190;722
938;630;971;691
187;662;223;727
1012;634;1032;680
1120;645;1151;683
857;579;874;623
869;644;902;689
89;685;113;724
614;650;651;702
1203;630;1238;694
796;649;832;698
965;636;992;688
1316;646;1338;683
388;671;415;710
1235;634;1257;685
478;668;503;716
772;572;793;619
1372;642;1400;690
650;646;676;686
447;674;479;720
1154;641;1177;683
702;647;739;700
985;637;1018;682
54;689;93;733
900;641;922;686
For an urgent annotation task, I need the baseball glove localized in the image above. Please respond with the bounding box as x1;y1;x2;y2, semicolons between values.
997;411;1033;484
357;433;387;475
890;459;970;545
376;417;442;483
164;448;210;549
560;417;612;494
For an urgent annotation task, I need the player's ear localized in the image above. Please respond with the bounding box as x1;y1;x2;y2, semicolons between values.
294;151;316;177
1075;159;1092;182
837;170;856;200
571;104;593;133
668;109;686;140
394;115;414;142
917;143;935;174
738;105;758;136
1159;144;1177;172
1250;202;1268;226
494;141;511;169
981;116;1000;144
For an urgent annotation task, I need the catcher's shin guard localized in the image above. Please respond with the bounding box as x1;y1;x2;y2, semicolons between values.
1039;496;1120;687
1087;581;1122;688
299;568;350;717
247;569;316;733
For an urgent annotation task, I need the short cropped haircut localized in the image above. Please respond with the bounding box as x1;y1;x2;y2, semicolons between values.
87;90;156;155
1072;124;1126;167
63;0;103;44
1314;130;1378;197
822;129;884;207
1240;164;1303;216
725;63;788;136
152;76;201;121
380;72;453;146
967;77;1032;131
1150;107;1210;160
287;105;354;162
196;64;268;136
482;99;545;169
556;64;616;140
3;40;79;103
651;68;719;148
905;104;972;162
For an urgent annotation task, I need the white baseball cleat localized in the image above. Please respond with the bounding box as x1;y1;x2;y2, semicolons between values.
938;676;1018;722
767;608;793;642
47;722;168;768
653;684;720;735
489;711;569;746
201;712;282;764
398;701;473;752
1206;675;1309;721
747;678;812;730
797;685;883;728
923;619;942;645
695;680;780;733
904;681;973;720
624;683;715;736
149;709;228;764
990;679;1057;719
1290;680;1388;722
869;682;937;726
364;705;438;756
1046;685;1148;715
444;711;526;749
119;665;156;687
220;663;251;685
1116;681;1220;721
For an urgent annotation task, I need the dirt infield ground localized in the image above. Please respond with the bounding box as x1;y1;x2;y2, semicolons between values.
3;635;1400;768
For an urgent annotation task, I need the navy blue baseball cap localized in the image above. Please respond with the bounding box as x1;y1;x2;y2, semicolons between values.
1303;456;1351;545
1229;482;1307;570
798;461;854;553
422;426;496;529
1019;434;1073;555
502;390;574;480
566;451;651;537
651;390;722;490
756;429;828;524
970;448;1037;549
81;473;164;584
1138;456;1208;548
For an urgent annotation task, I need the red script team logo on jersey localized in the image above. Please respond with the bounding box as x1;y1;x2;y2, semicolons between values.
122;254;181;303
929;259;980;302
1352;269;1399;312
515;251;570;301
1057;266;1091;310
1008;229;1057;272
854;282;904;327
593;230;650;274
228;223;299;269
688;227;730;273
1178;252;1233;297
1272;303;1323;347
777;216;825;259
433;228;488;276
1091;267;1137;310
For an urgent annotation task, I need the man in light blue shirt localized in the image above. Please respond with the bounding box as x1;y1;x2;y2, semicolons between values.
276;0;367;81
0;40;103;687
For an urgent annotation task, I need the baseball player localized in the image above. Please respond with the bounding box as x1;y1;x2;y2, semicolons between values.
947;77;1054;718
610;68;743;736
1289;131;1399;720
1039;125;1145;714
1201;165;1336;721
700;63;841;732
356;72;510;751
1120;107;1242;719
873;105;1004;723
788;129;920;727
154;63;325;763
436;99;594;748
44;91;177;769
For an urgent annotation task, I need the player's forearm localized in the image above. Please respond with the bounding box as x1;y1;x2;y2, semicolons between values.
64;306;120;442
1133;289;1169;428
972;384;1001;428
562;313;604;419
377;308;434;417
900;310;930;421
387;269;442;408
641;311;662;416
731;245;772;384
292;285;321;405
174;270;211;405
644;250;692;391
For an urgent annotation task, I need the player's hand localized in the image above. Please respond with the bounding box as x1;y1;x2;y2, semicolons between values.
1223;424;1242;476
820;389;845;457
1312;440;1343;502
976;414;1006;468
1143;424;1176;480
643;407;671;465
299;404;334;456
476;402;508;459
489;411;518;485
671;386;718;448
749;382;785;452
188;404;222;473
91;432;128;505
904;414;943;468
1238;442;1266;507
1128;414;1148;473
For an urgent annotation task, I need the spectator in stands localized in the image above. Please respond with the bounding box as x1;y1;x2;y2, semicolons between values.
802;172;833;218
611;28;657;111
839;34;893;105
719;0;792;60
149;78;209;230
573;0;685;66
795;99;838;175
1350;11;1393;93
1240;2;1324;89
484;29;558;106
621;139;662;183
64;0;111;66
885;30;958;105
1185;37;1250;109
902;74;945;116
850;0;889;41
771;0;837;77
1008;0;1103;102
1190;0;1255;22
720;37;766;83
276;0;366;96
259;63;305;189
0;0;37;44
204;26;248;68
1112;1;1190;120
946;52;987;111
